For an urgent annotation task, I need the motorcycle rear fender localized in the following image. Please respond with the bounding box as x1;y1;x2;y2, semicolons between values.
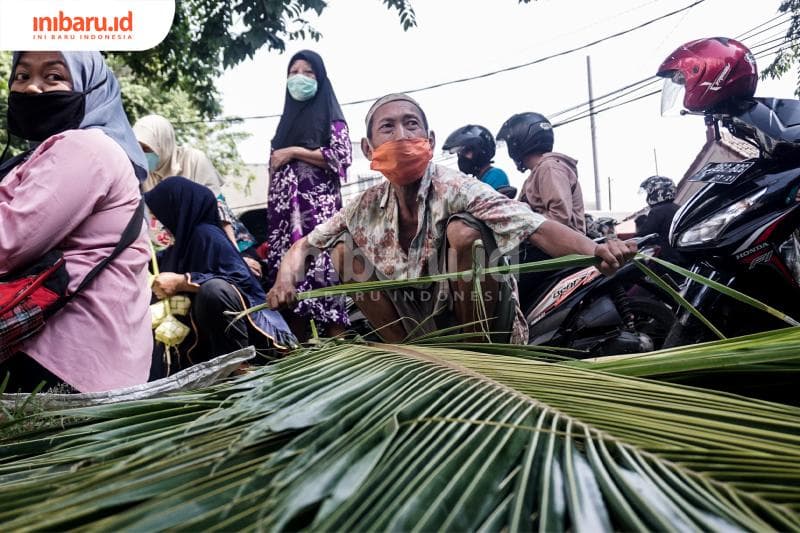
572;295;623;330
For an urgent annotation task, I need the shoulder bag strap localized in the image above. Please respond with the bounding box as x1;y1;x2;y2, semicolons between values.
52;198;145;312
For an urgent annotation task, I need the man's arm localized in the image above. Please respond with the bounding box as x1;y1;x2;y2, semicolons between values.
267;236;314;308
530;220;636;276
266;207;349;308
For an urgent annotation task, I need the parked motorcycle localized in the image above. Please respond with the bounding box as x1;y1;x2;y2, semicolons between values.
662;98;800;345
241;210;677;354
654;37;800;346
521;235;676;355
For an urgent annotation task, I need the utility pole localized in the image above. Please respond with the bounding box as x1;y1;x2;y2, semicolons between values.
607;176;612;212
653;147;659;175
586;56;602;210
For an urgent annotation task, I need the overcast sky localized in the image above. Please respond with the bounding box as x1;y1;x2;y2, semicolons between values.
218;0;798;213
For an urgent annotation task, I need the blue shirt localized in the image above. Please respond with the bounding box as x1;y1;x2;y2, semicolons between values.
480;167;510;190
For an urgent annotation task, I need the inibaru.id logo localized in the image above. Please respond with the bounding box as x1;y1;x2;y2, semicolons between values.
0;0;174;51
33;10;134;34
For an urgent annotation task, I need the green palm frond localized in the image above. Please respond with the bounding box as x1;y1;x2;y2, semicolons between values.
634;258;726;339
643;255;800;326
579;326;800;378
0;342;798;530
233;254;600;321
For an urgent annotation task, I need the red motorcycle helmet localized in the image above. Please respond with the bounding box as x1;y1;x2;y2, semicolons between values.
657;37;757;114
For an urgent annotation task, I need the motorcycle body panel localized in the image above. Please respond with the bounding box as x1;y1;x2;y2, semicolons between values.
664;98;800;345
525;258;673;353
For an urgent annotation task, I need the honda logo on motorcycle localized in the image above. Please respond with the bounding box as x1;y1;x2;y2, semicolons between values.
735;242;770;260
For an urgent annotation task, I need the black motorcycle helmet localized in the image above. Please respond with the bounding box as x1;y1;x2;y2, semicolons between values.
496;112;554;172
640;175;677;206
442;124;496;176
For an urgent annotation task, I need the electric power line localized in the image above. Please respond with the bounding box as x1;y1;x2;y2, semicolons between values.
749;27;793;48
551;81;660;125
737;16;791;43
543;15;799;128
178;0;706;125
755;40;797;58
550;36;800;128
181;7;792;133
553;89;661;128
751;34;795;53
547;16;796;124
547;76;658;119
736;12;790;41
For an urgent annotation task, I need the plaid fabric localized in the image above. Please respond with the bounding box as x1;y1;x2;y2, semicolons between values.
0;251;67;361
0;301;45;362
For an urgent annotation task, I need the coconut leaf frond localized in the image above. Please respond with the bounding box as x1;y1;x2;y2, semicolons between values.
579;326;800;379
0;342;798;530
634;258;726;339
233;254;600;321
643;255;800;326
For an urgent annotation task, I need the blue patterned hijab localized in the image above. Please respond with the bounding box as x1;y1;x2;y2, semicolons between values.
6;51;147;179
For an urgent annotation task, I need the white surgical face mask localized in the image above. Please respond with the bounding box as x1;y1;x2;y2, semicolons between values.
287;74;318;101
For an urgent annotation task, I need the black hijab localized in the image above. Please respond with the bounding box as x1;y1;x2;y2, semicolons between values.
271;50;346;151
144;176;220;268
143;176;267;307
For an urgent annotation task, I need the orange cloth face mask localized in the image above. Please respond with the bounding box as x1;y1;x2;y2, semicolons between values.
369;138;433;186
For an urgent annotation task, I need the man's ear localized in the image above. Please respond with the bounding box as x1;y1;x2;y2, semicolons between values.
428;130;436;152
361;137;373;161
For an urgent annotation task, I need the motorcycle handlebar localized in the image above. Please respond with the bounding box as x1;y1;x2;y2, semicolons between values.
632;233;659;246
593;233;658;246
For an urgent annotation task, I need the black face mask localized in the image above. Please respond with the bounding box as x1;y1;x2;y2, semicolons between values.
457;154;480;176
6;77;106;142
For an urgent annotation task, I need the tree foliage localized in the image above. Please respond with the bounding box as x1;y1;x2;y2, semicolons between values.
0;52;251;185
761;0;800;95
0;51;28;158
116;0;418;117
1;0;421;175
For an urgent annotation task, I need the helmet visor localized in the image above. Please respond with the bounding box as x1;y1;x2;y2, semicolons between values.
444;145;464;155
660;72;686;116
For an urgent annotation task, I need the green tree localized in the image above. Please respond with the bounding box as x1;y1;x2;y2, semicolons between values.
761;1;800;93
0;52;252;188
1;0;422;178
0;51;28;159
117;0;418;118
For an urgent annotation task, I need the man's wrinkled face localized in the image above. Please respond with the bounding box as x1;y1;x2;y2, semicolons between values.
362;100;434;159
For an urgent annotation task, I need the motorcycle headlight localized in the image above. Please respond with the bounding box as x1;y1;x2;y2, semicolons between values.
678;188;766;246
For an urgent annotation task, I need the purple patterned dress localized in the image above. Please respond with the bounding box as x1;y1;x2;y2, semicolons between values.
265;120;351;327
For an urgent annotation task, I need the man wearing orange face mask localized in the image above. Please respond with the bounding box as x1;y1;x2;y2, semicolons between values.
267;93;636;343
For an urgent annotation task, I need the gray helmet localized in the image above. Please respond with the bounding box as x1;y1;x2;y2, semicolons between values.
640;175;677;205
496;112;554;172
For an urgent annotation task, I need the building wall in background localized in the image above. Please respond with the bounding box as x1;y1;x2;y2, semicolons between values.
222;141;384;213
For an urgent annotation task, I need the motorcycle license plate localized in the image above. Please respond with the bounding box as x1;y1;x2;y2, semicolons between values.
689;161;755;184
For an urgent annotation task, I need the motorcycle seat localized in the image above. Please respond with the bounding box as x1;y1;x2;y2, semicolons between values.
745;98;800;144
